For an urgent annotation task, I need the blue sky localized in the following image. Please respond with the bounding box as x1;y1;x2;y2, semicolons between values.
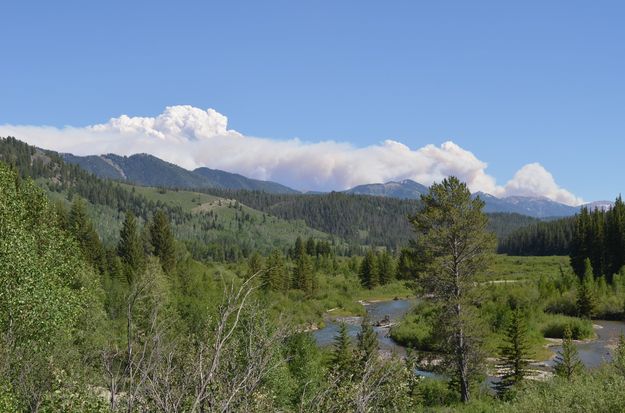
0;1;623;202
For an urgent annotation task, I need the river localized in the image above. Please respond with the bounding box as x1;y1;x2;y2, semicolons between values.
313;298;416;356
314;298;625;373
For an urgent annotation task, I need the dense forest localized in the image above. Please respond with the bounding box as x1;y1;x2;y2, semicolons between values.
570;199;625;281
498;217;575;256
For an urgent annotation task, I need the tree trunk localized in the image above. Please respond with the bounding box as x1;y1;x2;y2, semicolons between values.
456;304;470;403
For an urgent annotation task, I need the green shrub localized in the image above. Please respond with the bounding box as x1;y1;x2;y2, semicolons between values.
540;314;594;339
390;303;439;351
418;378;459;407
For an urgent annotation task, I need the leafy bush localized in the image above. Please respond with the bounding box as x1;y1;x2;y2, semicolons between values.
390;303;439;351
540;314;594;339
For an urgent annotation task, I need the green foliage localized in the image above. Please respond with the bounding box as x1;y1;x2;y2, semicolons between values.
576;258;596;318
292;246;316;296
613;334;625;376
570;198;625;281
0;162;104;409
149;209;176;273
498;216;574;256
332;323;355;377
357;315;378;365
263;249;289;291
117;210;145;282
246;251;263;279
540;314;594;340
390;302;439;351
554;326;583;380
496;309;532;397
358;250;379;289
67;197;107;273
284;333;325;406
410;176;497;403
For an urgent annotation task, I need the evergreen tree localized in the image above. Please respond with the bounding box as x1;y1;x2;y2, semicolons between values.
332;322;354;375
357;314;378;365
292;236;305;259
67;197;106;274
359;250;380;289
576;258;596;319
263;249;288;291
496;309;531;397
377;250;395;285
117;211;144;283
396;247;417;280
410;177;496;403
293;252;315;296
306;237;317;256
570;207;591;278
605;196;625;277
554;326;583;380
149;210;176;274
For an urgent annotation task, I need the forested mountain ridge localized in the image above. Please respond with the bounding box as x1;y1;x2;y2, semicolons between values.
63;147;589;218
0;136;327;260
0;136;566;252
344;179;429;198
62;152;299;193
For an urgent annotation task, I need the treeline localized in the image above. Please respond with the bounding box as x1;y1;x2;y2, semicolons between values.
194;188;542;250
498;217;574;256
196;188;420;250
0;136;189;223
570;198;625;280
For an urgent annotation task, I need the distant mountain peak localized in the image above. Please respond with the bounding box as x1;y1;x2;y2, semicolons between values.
62;151;299;194
346;180;585;218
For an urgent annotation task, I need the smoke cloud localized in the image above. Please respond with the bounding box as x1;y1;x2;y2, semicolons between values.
0;105;583;205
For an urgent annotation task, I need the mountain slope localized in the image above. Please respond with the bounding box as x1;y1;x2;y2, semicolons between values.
345;180;581;218
62;152;298;193
65;151;587;218
344;179;428;199
193;167;298;193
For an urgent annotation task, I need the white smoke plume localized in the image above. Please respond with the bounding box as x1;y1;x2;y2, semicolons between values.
0;105;583;205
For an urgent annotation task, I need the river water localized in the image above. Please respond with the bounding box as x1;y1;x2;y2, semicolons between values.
314;299;625;372
313;299;416;356
546;320;625;369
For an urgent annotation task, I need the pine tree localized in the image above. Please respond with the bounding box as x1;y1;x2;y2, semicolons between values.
306;237;317;256
496;309;532;397
570;207;591;278
576;258;596;319
292;236;305;259
333;322;354;375
117;211;144;283
377;250;395;285
357;314;378;365
293;252;315;295
396;248;417;280
554;326;583;380
359;250;379;289
410;177;496;403
67;197;106;274
149;210;176;274
263;249;288;291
